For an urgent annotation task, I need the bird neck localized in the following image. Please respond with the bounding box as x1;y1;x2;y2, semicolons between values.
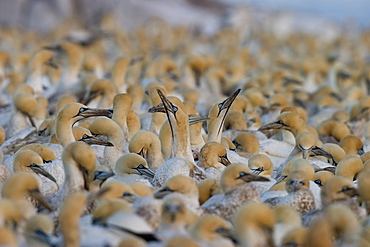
168;110;194;163
55;118;77;147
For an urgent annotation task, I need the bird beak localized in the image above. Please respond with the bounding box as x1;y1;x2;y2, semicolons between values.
121;192;139;203
274;175;287;185
76;107;112;118
301;148;311;159
135;166;155;178
238;173;270;183
28;189;53;211
43;45;62;52
33;229;56;246
157;89;177;116
29;163;58;184
154;187;174;199
310;146;334;160
45;59;58;69
217;89;241;117
215;89;241;135
188;116;209;125
258;121;290;132
219;154;231;166
38;129;47;136
252;167;264;175
130;56;144;65
92;217;104;226
148;102;165;113
340;187;359;197
289;180;301;192
93;170;115;181
215;227;237;243
79;165;91;190
25;113;36;128
79;134;114;147
81;91;102;106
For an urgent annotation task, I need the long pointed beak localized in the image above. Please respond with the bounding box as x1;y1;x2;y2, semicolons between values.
274;175;287;185
215;227;237;243
28;189;53;211
79;134;114;147
310;146;334;160
238;173;270;183
220;154;231;166
252;167;264;175
215;89;241;135
38;128;47;136
33;229;56;246
29;164;57;184
217;89;241;117
130;57;144;65
81;91;102;106
26;113;36;128
76;107;112;118
154;187;174;199
258;121;290;132
94;170;115;181
148;102;165;113
358;147;365;155
290;180;301;192
79;165;91;191
188;116;209;125
135;167;155;178
157;89;177;115
45;59;58;69
301;148;311;159
121;192;139;203
340;187;359;197
43;45;62;52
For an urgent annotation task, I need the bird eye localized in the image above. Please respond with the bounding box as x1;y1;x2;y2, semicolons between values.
137;164;145;169
314;179;322;185
79;107;86;113
342;186;349;191
162;186;171;192
218;103;223;108
123;192;132;197
276;120;283;124
249;118;256;123
300;181;305;185
82;134;89;139
173;106;178;112
289;180;294;185
29;163;37;167
239;172;246;177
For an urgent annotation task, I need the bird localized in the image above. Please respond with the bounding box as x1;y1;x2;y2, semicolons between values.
264;170;316;215
247;154;276;194
201;163;269;221
12;150;59;196
87;117;125;169
106;153;155;187
188;214;235;247
128;130;165;172
197;142;231;179
302;176;365;227
47;141;96;211
154;175;200;213
206;89;241;143
24;214;56;247
232;201;275;247
1;172;52;220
